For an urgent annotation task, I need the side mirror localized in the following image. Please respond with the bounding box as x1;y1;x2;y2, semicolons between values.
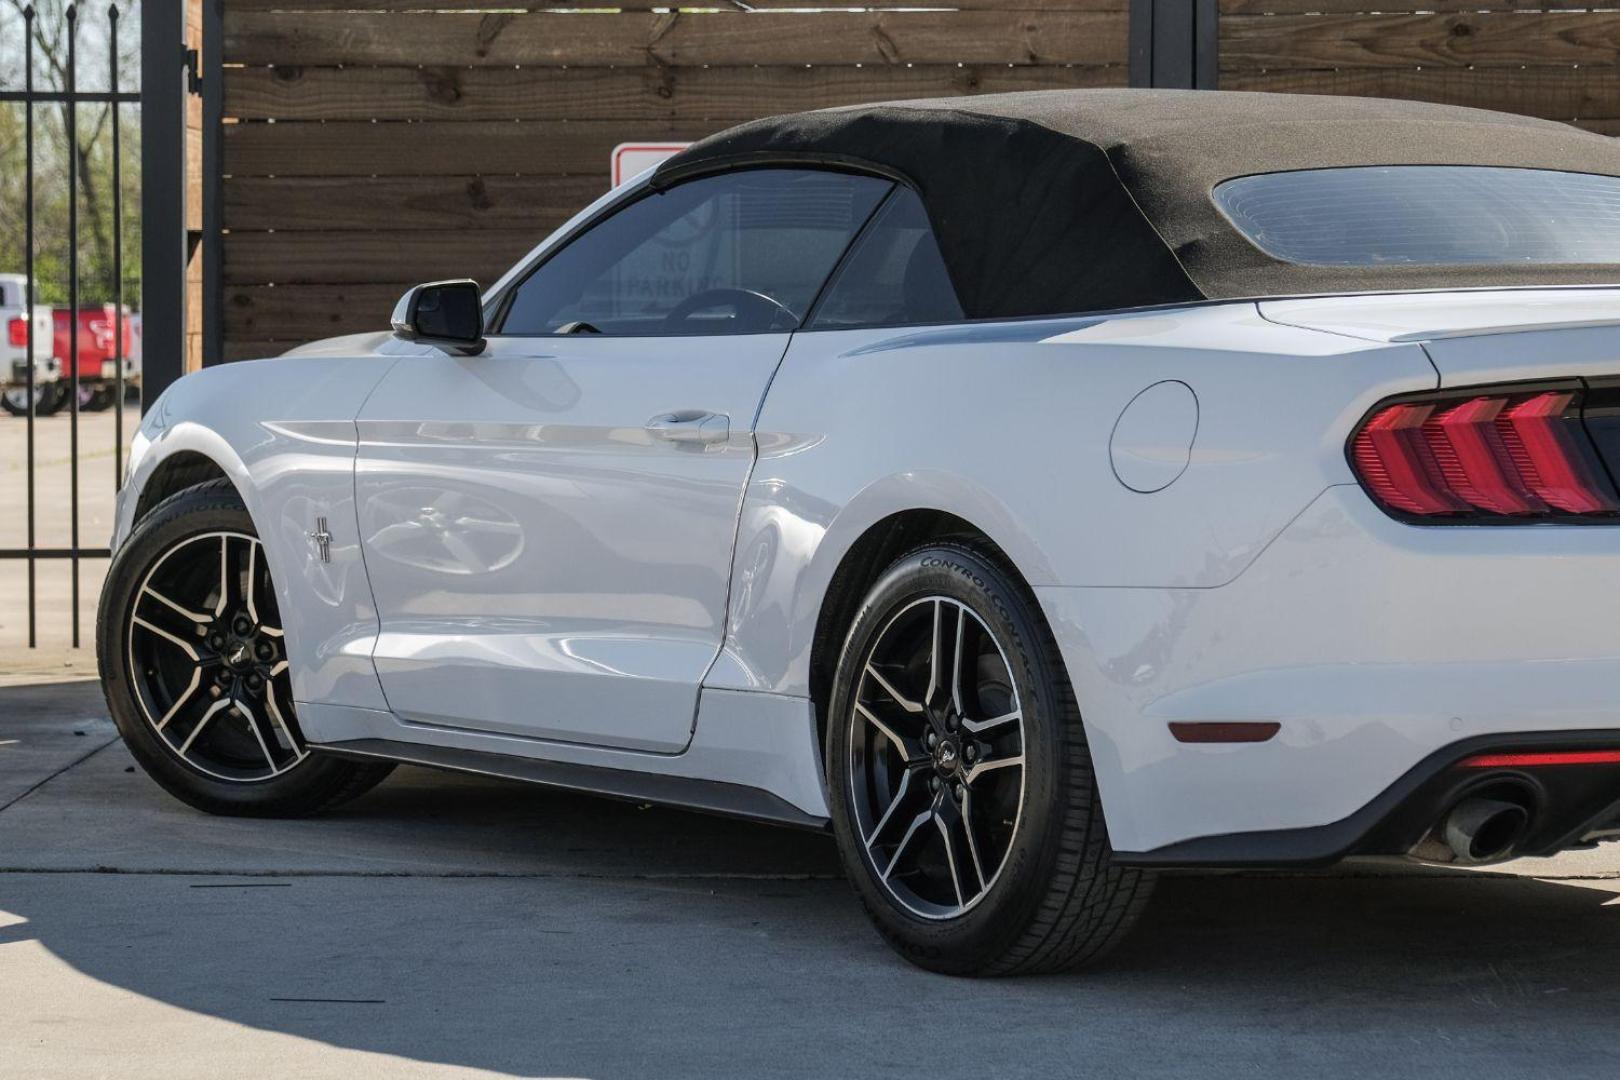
390;279;485;355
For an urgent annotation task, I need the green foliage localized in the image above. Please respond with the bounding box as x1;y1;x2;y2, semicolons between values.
0;1;143;309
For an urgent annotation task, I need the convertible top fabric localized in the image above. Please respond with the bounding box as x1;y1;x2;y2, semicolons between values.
653;89;1620;317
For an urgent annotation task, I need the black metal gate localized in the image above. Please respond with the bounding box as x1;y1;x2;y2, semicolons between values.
1;3;139;649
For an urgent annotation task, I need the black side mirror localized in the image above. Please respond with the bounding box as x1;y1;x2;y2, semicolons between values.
391;279;485;355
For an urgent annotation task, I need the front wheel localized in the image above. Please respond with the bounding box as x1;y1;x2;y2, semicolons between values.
97;479;394;816
825;543;1153;975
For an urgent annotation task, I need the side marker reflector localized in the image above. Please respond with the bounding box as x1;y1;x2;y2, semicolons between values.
1169;722;1281;744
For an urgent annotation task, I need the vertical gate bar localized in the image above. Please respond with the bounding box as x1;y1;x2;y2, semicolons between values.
1128;0;1154;89
201;0;222;367
140;0;186;409
111;4;125;486
1152;0;1195;89
1195;0;1218;90
23;5;37;648
67;3;81;648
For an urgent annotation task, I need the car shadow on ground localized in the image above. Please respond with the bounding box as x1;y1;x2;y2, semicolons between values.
4;682;1620;1076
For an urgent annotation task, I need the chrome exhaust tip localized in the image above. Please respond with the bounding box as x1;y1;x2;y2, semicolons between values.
1443;796;1531;865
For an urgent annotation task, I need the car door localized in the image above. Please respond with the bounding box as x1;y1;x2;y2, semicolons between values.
355;167;893;752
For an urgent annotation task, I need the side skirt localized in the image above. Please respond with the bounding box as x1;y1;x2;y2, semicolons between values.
314;738;829;831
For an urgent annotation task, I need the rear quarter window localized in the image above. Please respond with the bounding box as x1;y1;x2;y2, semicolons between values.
1214;166;1620;266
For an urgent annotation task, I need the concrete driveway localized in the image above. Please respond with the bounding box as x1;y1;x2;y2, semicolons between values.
5;678;1620;1080
1;406;136;675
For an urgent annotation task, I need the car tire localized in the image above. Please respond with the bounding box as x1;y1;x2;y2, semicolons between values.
1;383;64;417
97;479;394;817
825;542;1153;976
84;386;117;411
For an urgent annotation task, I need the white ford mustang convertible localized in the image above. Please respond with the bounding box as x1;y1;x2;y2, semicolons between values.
101;90;1620;974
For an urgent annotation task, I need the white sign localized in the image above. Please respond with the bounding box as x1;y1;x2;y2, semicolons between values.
611;142;691;187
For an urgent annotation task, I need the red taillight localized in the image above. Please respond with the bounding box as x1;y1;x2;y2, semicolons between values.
6;317;26;348
1351;387;1620;520
1500;393;1619;514
1352;403;1465;515
1461;749;1620;768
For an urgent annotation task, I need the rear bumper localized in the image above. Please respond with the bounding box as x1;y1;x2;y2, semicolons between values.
1039;484;1620;857
6;356;60;386
1115;731;1620;866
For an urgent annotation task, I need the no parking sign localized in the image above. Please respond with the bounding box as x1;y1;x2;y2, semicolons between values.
611;143;691;187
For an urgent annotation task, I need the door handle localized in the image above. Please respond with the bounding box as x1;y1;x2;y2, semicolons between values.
646;410;730;445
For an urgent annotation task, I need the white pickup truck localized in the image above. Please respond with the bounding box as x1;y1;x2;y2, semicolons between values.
0;273;62;417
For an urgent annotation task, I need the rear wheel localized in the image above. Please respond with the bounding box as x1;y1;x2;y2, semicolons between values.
1;383;64;417
826;543;1153;975
97;480;393;816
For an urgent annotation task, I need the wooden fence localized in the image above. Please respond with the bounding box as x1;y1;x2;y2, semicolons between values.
213;1;1620;358
218;2;1132;357
1219;0;1620;133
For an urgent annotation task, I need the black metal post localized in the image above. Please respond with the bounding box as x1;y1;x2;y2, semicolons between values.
1128;0;1153;88
24;5;37;648
1129;0;1219;90
67;3;82;648
1194;0;1218;90
141;0;188;406
112;4;126;487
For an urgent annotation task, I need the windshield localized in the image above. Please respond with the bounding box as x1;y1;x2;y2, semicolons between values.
1214;166;1620;267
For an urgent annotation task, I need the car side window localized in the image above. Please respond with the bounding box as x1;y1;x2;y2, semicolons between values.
809;186;964;329
499;169;892;337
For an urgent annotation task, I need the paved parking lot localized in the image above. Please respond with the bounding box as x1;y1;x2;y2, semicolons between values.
4;679;1620;1079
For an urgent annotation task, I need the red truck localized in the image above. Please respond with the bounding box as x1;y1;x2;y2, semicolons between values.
52;304;140;410
1;293;140;416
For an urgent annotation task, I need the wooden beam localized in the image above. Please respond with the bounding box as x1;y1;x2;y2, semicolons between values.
223;283;411;339
225;229;542;284
225;119;719;177
1221;12;1620;71
1221;67;1620;121
223;10;1129;67
224;340;292;361
225;63;1124;123
1220;0;1600;13
224;1;1130;12
225;175;611;230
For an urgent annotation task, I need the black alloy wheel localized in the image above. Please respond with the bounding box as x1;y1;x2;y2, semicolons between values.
848;594;1026;919
124;528;303;782
827;542;1153;976
98;480;394;816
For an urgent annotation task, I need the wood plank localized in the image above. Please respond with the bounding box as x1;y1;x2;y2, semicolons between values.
1221;12;1620;71
224;1;1128;12
225;229;541;284
186;126;203;232
225;62;1124;123
225;119;719;177
1220;0;1600;14
226;175;610;230
225;340;293;361
1577;117;1620;135
224;284;410;340
1221;67;1620;121
223;10;1128;67
730;0;1129;7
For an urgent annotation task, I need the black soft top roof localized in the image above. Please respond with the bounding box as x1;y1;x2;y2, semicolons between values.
653;89;1620;319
